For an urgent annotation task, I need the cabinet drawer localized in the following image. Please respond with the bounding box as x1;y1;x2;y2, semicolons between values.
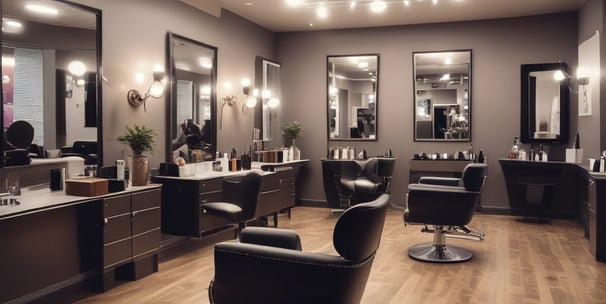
104;214;131;244
132;207;161;235
103;239;131;268
132;229;160;258
198;212;232;233
132;189;161;211
199;191;223;204
260;173;280;192
199;178;222;193
104;195;131;218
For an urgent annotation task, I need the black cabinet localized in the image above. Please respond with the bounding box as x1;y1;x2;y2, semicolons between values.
588;174;606;262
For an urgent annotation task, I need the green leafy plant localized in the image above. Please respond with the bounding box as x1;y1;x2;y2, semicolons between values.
117;124;157;156
283;121;303;140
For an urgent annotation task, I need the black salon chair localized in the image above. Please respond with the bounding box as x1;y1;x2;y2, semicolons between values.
404;163;487;263
341;157;396;205
3;120;34;166
61;140;98;165
202;171;262;234
208;193;390;304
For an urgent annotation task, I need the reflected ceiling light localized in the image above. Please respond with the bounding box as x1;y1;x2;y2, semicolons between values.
199;57;212;69
370;0;387;13
25;3;59;16
68;60;86;77
2;56;15;67
76;79;85;86
444;58;452;65
432;0;438;4
404;0;410;6
350;1;356;9
267;97;280;108
2;19;23;33
329;86;339;95
440;73;450;81
2;75;10;84
358;61;369;69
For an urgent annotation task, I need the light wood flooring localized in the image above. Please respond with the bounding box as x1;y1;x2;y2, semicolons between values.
73;206;606;304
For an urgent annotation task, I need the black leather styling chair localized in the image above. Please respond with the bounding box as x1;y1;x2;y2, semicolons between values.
202;171;261;233
208;194;390;304
404;163;487;263
61;140;98;165
341;157;396;206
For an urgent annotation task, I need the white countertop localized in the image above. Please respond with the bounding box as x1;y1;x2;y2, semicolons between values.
0;183;161;220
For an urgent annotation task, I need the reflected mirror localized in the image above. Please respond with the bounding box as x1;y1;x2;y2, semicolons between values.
413;50;471;141
254;57;281;148
327;54;378;141
1;0;102;168
167;32;217;162
520;63;569;144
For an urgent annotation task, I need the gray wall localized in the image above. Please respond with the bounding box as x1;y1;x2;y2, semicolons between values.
276;13;578;211
72;0;276;167
578;0;605;157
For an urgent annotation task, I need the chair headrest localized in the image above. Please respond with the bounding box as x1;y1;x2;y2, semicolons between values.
333;194;390;261
461;163;487;191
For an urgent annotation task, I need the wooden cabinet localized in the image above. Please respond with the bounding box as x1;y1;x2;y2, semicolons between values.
155;170;296;238
80;187;161;291
588;174;606;262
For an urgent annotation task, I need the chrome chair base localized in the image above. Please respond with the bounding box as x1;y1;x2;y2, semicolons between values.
408;243;472;263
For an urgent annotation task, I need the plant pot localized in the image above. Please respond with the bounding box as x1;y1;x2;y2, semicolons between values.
131;155;149;186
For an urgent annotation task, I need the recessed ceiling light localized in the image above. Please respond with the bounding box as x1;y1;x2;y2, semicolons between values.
370;0;387;13
285;0;304;7
317;5;328;18
25;3;59;16
244;2;253;6
404;0;410;6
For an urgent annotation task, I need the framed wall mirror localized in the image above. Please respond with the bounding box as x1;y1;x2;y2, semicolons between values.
166;32;217;162
413;50;471;141
327;54;378;141
520;63;569;144
1;0;102;168
254;57;281;149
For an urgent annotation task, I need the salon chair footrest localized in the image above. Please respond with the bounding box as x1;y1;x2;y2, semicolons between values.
408;243;473;263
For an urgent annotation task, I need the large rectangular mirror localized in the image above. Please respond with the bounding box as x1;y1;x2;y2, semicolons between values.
520;63;569;144
167;32;217;162
1;0;102;167
254;57;281;149
327;54;378;141
414;50;471;141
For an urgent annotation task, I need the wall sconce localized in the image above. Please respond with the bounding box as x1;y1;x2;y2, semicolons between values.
127;67;166;112
221;81;237;107
241;78;259;114
65;60;87;98
553;61;591;94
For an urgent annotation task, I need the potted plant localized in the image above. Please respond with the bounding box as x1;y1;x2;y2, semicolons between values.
283;121;303;148
117;124;157;186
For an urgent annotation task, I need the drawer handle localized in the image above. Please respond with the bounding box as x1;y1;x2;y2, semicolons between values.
201;198;208;203
104;218;108;225
589;179;595;186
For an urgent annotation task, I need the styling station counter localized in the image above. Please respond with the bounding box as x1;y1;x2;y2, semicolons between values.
0;184;162;303
153;160;307;238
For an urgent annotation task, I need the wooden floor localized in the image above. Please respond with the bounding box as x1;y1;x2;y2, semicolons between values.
73;206;606;304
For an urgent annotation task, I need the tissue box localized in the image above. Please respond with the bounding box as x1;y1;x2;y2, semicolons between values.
566;149;583;164
65;178;109;196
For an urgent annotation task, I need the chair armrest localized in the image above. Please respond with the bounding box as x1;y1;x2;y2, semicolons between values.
239;226;302;250
418;176;461;186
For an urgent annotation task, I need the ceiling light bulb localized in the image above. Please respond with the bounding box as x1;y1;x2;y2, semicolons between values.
370;0;387;13
317;5;328;19
25;4;58;16
432;0;438;4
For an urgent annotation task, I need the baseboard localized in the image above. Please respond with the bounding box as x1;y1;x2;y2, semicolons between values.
9;272;94;304
478;206;513;215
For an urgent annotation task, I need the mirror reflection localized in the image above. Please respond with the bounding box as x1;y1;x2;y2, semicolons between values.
520;63;569;144
254;58;281;148
327;54;378;141
1;0;101;167
414;50;471;141
167;33;217;162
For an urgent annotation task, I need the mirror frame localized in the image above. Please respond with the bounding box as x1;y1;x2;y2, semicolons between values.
165;32;218;162
326;53;379;141
520;63;569;144
413;49;472;142
0;0;103;169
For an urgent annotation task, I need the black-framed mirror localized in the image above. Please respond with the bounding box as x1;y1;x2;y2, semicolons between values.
254;57;281;149
413;50;471;141
520;63;569;144
1;0;102;168
327;54;378;141
166;32;217;162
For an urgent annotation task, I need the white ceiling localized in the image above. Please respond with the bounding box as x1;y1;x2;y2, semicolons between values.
212;0;585;32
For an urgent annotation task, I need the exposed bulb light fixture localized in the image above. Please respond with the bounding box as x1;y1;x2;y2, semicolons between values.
127;64;166;111
553;70;566;81
68;60;87;77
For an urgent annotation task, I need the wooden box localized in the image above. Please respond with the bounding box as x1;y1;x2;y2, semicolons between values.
65;178;109;196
